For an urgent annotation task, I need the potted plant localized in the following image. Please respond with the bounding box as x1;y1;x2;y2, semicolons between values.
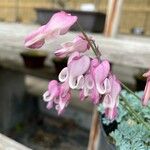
52;57;68;75
24;11;150;149
20;50;47;69
98;90;150;149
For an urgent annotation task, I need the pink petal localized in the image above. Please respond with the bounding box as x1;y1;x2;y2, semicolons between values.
43;80;59;102
142;78;150;106
85;74;94;89
25;11;77;49
79;90;87;101
105;107;118;121
55;35;89;58
103;74;121;120
43;91;51;102
90;87;101;104
58;92;71;114
83;86;91;97
109;75;121;107
103;94;112;108
94;60;110;94
143;70;150;77
25;25;45;49
103;76;120;107
46;101;53;109
57;82;71;114
67;51;80;64
90;58;99;68
68;55;90;78
69;75;84;89
68;55;90;89
45;11;77;36
97;78;111;94
58;67;69;82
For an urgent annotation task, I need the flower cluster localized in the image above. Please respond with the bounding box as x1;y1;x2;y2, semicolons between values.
24;11;149;121
43;50;121;120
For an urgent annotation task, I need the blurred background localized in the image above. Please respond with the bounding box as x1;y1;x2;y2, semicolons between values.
0;0;150;35
0;0;150;150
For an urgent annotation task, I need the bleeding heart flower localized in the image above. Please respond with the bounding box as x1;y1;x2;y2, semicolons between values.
43;80;71;115
55;35;89;57
103;74;121;120
25;11;77;49
43;80;60;109
56;81;71;115
59;52;90;89
142;70;150;106
79;58;101;104
94;60;111;94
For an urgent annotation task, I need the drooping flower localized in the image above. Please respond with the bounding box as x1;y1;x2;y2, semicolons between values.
94;60;111;94
55;81;71;115
25;11;77;49
59;52;90;89
142;70;150;106
43;80;60;109
79;59;111;104
43;80;71;115
79;58;100;104
103;74;121;120
55;35;89;57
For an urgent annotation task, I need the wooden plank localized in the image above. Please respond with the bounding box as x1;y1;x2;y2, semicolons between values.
0;22;150;69
104;0;124;37
87;108;100;150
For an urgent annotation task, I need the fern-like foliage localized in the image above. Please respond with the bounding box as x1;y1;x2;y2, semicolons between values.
98;90;150;150
110;121;150;150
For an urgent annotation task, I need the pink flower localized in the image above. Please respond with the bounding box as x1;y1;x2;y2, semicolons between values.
43;80;60;109
94;60;111;94
142;70;150;106
59;52;90;89
55;35;89;57
79;59;112;105
43;80;71;115
25;11;77;49
79;58;100;104
103;75;121;120
55;81;71;115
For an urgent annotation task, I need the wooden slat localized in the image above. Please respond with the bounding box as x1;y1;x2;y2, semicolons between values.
104;0;124;37
0;22;150;69
87;108;100;150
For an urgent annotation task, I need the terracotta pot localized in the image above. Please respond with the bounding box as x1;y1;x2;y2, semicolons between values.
52;57;68;75
20;51;47;69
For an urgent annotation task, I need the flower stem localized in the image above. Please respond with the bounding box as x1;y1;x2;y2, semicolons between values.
120;81;150;110
120;82;140;100
77;21;101;58
120;93;150;131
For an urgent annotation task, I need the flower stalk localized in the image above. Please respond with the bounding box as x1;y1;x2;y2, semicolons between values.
77;22;150;125
120;82;150;110
77;21;101;59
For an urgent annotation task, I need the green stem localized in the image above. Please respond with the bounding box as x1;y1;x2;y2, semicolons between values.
120;94;150;131
120;82;150;110
120;82;140;100
77;21;101;59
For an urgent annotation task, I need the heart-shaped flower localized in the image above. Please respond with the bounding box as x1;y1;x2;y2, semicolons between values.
25;11;77;49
